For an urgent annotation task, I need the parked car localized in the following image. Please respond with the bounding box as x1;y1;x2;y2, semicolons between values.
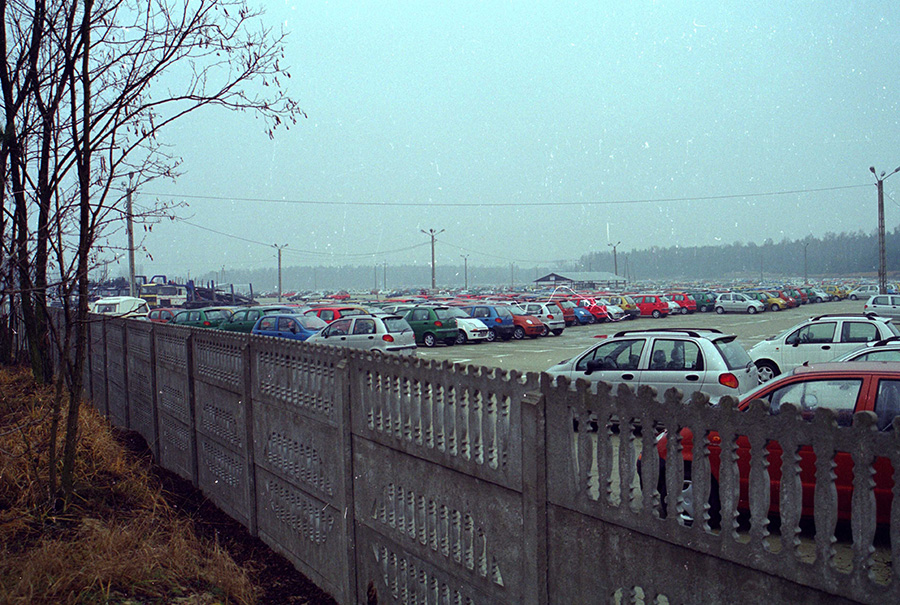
745;291;787;312
305;314;417;353
305;305;370;323
458;304;516;341
403;306;458;347
171;306;233;328
220;305;298;333
506;306;545;339
831;336;900;362
546;328;758;403
441;306;490;344
687;291;717;313
666;292;697;315
568;304;596;325
823;285;849;300
89;296;150;319
629;294;670;318
863;294;900;320
803;287;830;303
548;299;578;326
748;313;900;382
655;362;900;525
251;313;328;341
604;294;641;320
773;290;800;308
573;298;612;323
714;292;765;315
147;307;178;323
522;302;566;336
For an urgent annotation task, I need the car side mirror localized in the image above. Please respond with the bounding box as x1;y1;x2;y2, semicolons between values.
585;359;603;375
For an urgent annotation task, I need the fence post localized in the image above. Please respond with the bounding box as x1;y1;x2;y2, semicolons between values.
337;355;357;604
243;341;258;536
186;332;199;486
522;387;548;604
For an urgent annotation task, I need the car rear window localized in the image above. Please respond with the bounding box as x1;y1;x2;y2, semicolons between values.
383;317;412;333
495;306;513;318
299;316;327;330
434;308;455;320
886;321;900;337
206;310;231;321
712;337;753;370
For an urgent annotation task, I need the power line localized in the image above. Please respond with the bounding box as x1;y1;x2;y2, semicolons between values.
145;183;870;208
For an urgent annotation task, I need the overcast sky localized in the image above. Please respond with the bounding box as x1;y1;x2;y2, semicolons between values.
125;1;900;280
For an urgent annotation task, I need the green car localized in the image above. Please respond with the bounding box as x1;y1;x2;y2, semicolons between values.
219;305;298;333
688;291;717;313
403;306;458;347
171;306;233;328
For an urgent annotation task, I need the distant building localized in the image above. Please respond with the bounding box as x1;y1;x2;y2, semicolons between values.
534;271;627;290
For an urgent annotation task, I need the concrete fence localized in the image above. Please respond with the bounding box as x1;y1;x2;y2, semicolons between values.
71;314;898;604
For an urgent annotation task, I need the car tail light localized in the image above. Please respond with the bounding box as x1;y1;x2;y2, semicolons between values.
382;334;395;342
434;321;443;327
547;314;554;319
495;318;502;323
203;321;211;326
718;373;739;389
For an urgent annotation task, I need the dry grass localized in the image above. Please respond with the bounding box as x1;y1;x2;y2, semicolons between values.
0;365;258;604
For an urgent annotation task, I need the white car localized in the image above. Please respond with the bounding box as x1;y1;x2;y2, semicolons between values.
849;284;880;300
454;316;491;344
89;296;150;318
714;292;765;315
749;313;900;381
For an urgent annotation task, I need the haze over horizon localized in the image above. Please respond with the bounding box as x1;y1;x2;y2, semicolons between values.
112;2;900;281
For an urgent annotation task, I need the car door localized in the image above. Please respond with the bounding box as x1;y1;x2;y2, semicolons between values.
222;309;248;331
321;318;353;344
782;321;838;368
253;315;279;337
567;338;646;389
405;308;433;341
638;338;705;402
346;317;378;349
835;320;881;357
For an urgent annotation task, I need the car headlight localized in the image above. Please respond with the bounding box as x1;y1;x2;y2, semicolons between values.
526;320;533;324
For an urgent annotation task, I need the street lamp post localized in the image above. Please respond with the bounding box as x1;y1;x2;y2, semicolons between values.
460;254;469;289
126;173;136;297
421;228;444;290
871;165;900;295
608;241;621;275
273;244;288;301
803;242;810;285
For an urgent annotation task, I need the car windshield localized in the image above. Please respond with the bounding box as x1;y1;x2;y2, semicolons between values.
434;308;456;320
206;309;231;321
495;306;513;318
713;337;753;370
383;317;412;333
299;316;327;330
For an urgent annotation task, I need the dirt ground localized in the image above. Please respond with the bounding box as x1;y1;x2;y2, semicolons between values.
116;429;337;605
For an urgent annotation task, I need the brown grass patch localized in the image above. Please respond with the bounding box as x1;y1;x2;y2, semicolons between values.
0;365;258;604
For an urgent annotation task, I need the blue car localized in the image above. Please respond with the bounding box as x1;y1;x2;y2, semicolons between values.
571;306;595;325
251;313;328;341
458;304;515;341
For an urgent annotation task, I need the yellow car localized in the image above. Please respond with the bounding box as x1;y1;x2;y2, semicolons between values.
604;294;640;319
746;290;788;311
823;285;848;300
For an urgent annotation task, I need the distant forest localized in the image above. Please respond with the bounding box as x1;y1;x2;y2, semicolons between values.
195;227;900;293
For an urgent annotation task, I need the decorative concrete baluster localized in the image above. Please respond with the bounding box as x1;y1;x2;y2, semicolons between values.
891;419;900;587
745;400;771;546
849;412;877;583
813;410;839;570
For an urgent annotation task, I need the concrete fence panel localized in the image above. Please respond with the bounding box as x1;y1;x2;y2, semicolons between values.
155;324;196;483
105;319;128;428
89;317;107;415
126;321;157;456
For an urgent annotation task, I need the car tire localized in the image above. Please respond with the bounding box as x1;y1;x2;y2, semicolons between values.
771;303;780;312
715;306;725;315
699;306;707;313
681;307;689;315
444;337;456;346
652;309;661;318
423;333;436;347
747;306;757;315
755;360;779;383
486;328;497;342
455;331;467;345
513;326;526;340
540;325;550;337
552;328;564;336
850;294;858;300
586;315;596;324
816;297;824;303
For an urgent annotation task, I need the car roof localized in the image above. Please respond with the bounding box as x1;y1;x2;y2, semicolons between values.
611;328;729;339
792;361;900;376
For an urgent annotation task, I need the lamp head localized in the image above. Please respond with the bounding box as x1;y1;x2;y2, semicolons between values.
870;166;877;175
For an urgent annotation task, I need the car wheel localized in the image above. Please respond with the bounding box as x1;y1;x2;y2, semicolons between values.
770;303;780;312
755;360;779;383
444;337;456;346
850;294;858;300
652;309;661;318
816;297;823;303
540;325;550;337
455;331;467;345
423;333;436;347
698;306;707;313
513;326;526;340
486;328;497;342
715;306;725;315
586;315;596;324
552;328;564;336
681;307;689;315
747;306;757;315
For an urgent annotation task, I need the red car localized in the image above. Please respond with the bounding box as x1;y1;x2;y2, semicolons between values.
656;362;900;524
774;290;800;308
573;297;611;323
305;306;369;323
629;294;670;318
666;292;697;315
147;307;178;323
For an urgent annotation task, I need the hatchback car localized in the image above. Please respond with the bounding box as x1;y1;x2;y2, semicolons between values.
148;307;178;323
305;305;370;323
171;307;233;328
745;291;787;312
749;313;900;382
655;363;900;525
440;306;490;344
666;292;697;315
629;294;670;318
251;314;328;341
849;284;880;300
220;305;298;333
522;302;566;336
403;306;459;347
714;292;764;315
546;328;759;403
458;304;516;341
863;294;900;320
604;294;640;320
506;306;545;339
687;291;718;313
306;314;417;353
831;336;900;362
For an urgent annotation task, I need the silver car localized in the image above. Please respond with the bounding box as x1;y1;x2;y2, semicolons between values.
306;314;417;354
546;328;759;403
522;302;566;336
714;292;765;315
864;294;900;320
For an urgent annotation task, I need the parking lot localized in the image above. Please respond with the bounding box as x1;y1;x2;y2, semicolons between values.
416;299;866;374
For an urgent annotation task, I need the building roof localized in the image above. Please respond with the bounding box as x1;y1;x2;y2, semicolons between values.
534;271;625;284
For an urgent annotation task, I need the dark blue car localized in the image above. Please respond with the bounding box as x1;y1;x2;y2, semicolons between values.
251;314;328;341
458;304;515;341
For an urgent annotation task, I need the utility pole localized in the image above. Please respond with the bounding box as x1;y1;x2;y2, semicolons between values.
803;242;810;285
383;261;387;292
421;228;444;290
461;254;469;290
126;173;136;297
608;241;621;275
274;244;288;301
871;165;900;294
